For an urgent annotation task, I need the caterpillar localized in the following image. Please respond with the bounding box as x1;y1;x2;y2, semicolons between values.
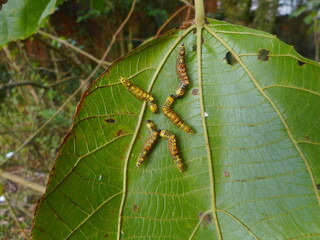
119;77;158;113
175;43;190;97
159;130;184;172
176;43;189;84
136;120;159;167
162;95;194;134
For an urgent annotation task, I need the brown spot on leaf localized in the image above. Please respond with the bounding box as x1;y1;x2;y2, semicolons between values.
104;234;109;238
191;88;199;95
225;52;238;66
224;171;230;177
105;118;116;124
199;212;212;226
116;130;125;137
258;49;270;61
132;204;139;212
201;36;204;44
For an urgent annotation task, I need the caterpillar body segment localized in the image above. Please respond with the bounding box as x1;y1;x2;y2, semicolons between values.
159;130;184;172
162;96;194;134
175;82;189;97
119;77;158;113
163;95;175;108
136;120;160;167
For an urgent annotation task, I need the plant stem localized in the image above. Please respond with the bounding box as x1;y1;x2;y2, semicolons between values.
194;0;205;26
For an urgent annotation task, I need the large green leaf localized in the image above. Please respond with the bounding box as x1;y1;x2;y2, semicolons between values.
0;0;56;46
32;19;320;239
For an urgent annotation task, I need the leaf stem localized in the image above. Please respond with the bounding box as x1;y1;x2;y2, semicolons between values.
194;0;205;26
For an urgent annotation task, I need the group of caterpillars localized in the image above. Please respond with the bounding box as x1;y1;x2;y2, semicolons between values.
119;43;193;172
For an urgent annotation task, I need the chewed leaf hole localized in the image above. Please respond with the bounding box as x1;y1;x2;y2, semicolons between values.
258;49;270;61
298;60;305;66
317;184;320;190
225;52;238;66
105;118;116;124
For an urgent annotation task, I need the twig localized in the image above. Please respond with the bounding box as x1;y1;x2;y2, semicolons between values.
47;76;79;88
38;30;112;68
1;0;137;165
0;169;45;194
0;82;49;91
4;193;29;240
156;5;188;36
184;0;193;21
180;0;195;9
33;35;86;75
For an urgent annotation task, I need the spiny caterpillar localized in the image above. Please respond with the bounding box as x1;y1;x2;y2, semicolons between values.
119;77;158;113
136;120;159;167
176;43;190;97
159;130;184;172
162;95;194;134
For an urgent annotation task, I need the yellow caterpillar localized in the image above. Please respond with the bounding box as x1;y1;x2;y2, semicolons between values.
119;77;158;113
136;120;159;167
159;130;184;172
162;95;194;134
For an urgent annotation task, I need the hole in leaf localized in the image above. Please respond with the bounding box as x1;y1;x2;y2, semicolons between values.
317;184;320;190
105;118;116;124
192;44;197;52
258;49;270;61
205;18;209;24
193;28;197;34
225;52;238;66
191;88;199;95
201;36;204;44
298;60;305;66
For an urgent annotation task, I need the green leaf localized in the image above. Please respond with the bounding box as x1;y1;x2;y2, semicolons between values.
32;19;320;239
0;0;57;46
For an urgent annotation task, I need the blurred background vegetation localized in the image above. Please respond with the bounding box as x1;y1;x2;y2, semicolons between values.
0;0;319;239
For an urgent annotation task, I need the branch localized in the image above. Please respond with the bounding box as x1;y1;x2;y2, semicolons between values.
38;30;112;68
33;35;86;75
0;81;49;91
4;193;29;240
0;169;46;194
156;5;189;36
